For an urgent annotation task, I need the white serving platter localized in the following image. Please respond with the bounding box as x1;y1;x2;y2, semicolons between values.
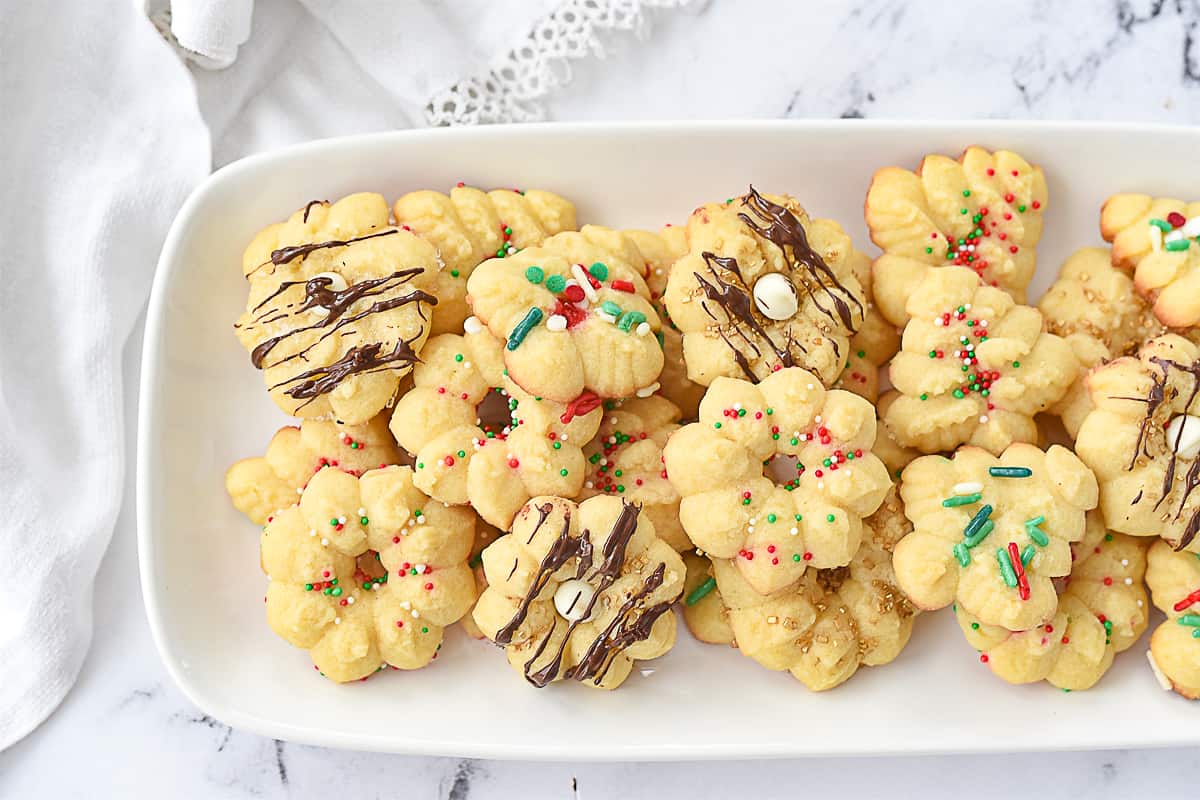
139;121;1199;759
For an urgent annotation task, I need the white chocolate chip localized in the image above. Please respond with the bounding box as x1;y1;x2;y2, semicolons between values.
553;578;596;622
1166;414;1200;459
464;316;483;335
636;382;660;398
752;273;799;320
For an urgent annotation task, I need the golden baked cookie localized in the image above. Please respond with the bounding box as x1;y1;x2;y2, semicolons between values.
956;514;1148;691
388;326;602;531
393;185;576;336
236;193;440;423
680;552;733;645
466;226;664;403
1145;540;1200;699
867;146;1047;326
1101;193;1200;328
832;240;900;403
472;496;685;690
1038;247;1166;439
884;265;1076;455
894;443;1098;631
663;189;867;388
260;465;476;682
1075;334;1200;553
579;395;689;551
681;486;916;691
225;415;405;525
873;391;920;482
461;522;504;640
624;226;705;417
663;367;891;596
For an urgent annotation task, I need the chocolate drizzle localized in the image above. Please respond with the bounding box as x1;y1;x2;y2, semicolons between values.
738;187;863;331
269;228;399;266
246;269;436;369
695;251;803;380
301;200;328;223
1120;356;1200;550
270;335;421;408
493;500;679;688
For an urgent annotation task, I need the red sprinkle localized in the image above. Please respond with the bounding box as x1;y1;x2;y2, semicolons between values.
563;284;586;303
1172;588;1200;612
611;279;636;293
1168;211;1187;228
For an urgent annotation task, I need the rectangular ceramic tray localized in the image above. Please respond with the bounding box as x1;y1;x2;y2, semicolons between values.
139;121;1200;759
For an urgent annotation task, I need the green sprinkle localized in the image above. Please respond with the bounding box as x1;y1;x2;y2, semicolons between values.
1150;218;1173;232
953;389;965;399
553;441;561;450
359;516;369;526
971;622;980;630
304;583;313;591
617;485;625;493
422;626;429;634
962;189;971;197
450;269;460;278
964;505;994;538
331;587;343;597
417;462;424;469
454;353;464;363
457;450;466;458
506;307;543;350
1165;238;1191;252
953;542;971;567
560;469;568;477
329;518;339;526
766;408;774;415
826;514;836;523
989;466;1032;478
600;300;622;316
960;208;968;215
795;514;802;521
1105;534;1114;542
943;493;982;507
362;582;372;590
714;422;722;429
1011;361;1021;368
685;577;717;606
1178;614;1200;627
589;262;609;281
767;513;777;523
1017;204;1026;213
468;553;482;569
997;548;1018;588
919;393;928;401
1026;525;1050;548
524;266;545;284
1021;545;1036;567
793;554;801;562
964;519;994;548
617;310;646;332
545;274;566;293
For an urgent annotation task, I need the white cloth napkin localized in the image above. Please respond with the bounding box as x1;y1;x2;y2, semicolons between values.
0;1;209;750
0;0;692;751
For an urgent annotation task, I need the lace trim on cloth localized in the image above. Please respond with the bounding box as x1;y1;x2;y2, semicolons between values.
425;0;700;127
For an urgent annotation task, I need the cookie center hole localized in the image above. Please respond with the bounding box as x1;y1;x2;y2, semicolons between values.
477;389;515;437
765;453;804;488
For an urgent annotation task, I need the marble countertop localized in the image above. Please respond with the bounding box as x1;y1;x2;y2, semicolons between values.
4;1;1200;797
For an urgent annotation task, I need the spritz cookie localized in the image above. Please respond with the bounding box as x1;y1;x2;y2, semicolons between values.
834;242;900;403
956;514;1148;691
894;443;1098;631
388;326;601;530
393;185;576;335
867;146;1047;325
624;225;705;417
579;395;689;551
681;486;915;691
472;496;685;690
1101;193;1200;328
466;227;664;403
1145;540;1200;698
236;193;440;423
1075;334;1200;553
1038;247;1165;438
260;466;475;681
663;367;891;596
884;265;1076;455
226;414;404;525
663;188;867;388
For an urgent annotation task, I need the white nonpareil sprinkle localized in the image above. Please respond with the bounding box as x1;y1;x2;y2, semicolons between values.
636;322;651;336
1124;577;1133;585
814;415;822;423
953;481;983;495
547;314;568;332
980;415;989;424
790;527;798;535
766;615;779;625
464;316;483;334
334;618;341;625
309;529;316;537
357;507;365;516
320;538;329;546
806;384;814;390
597;312;617;324
347;596;356;605
636;382;661;398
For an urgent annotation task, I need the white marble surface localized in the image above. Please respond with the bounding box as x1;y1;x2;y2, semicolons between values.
4;1;1200;797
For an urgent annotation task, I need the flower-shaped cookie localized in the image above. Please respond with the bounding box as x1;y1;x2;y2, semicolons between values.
663;367;891;595
260;465;476;681
1076;335;1200;553
956;514;1149;691
1038;247;1166;439
466;226;664;402
1101;194;1200;327
389;326;601;530
236;193;440;423
624;226;705;417
681;486;916;691
867;146;1047;326
663;189;867;388
393;185;577;335
579;395;688;551
1145;540;1200;698
472;496;685;690
894;443;1098;631
225;414;405;525
884;265;1076;455
833;241;901;403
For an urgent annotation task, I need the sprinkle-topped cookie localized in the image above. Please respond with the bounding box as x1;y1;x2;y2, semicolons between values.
1145;541;1200;698
1102;193;1200;328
